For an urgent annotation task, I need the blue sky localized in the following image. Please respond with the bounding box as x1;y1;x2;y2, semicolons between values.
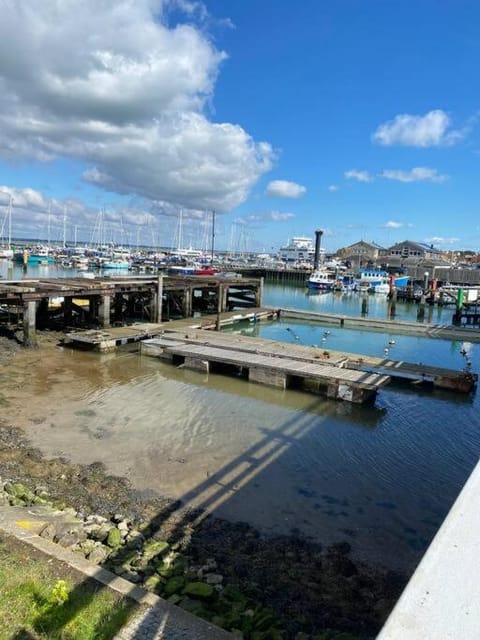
0;1;478;253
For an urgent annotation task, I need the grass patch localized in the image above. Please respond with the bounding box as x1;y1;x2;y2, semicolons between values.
0;534;141;639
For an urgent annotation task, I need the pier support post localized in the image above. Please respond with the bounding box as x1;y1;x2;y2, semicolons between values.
388;289;397;318
256;277;264;307
417;295;426;321
99;294;111;328
249;366;287;389
155;275;163;323
221;285;228;312
361;296;369;315
63;297;73;327
183;287;192;317
23;300;38;348
216;284;223;330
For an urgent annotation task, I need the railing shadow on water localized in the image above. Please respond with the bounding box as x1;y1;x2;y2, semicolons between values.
9;390;400;640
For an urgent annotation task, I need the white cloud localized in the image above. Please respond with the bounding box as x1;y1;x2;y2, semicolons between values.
383;221;403;229
425;236;459;245
0;1;273;214
265;180;306;198
382;220;415;229
379;167;448;183
328;184;339;192
373;110;463;147
344;169;374;183
236;211;295;225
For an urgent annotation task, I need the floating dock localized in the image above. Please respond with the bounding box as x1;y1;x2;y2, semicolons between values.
141;328;477;402
276;307;480;342
142;334;390;404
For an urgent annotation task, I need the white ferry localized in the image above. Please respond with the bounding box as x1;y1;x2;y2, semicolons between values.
279;236;317;266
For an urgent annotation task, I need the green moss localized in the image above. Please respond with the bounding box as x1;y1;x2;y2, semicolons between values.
183;582;214;599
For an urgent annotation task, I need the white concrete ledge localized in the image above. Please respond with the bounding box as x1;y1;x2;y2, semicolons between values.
378;459;480;639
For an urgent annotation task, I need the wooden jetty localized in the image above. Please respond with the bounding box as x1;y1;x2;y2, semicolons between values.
0;274;263;346
276;307;480;342
141;333;390;404
141;328;477;401
63;308;275;352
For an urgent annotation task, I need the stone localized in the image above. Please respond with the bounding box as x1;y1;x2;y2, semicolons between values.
78;539;98;556
87;545;110;564
123;569;141;583
39;522;57;540
142;539;169;561
88;523;111;542
107;527;123;549
164;576;185;597
117;520;129;533
183;582;214;599
166;594;182;605
205;573;223;585
125;530;145;549
55;529;87;548
85;514;108;525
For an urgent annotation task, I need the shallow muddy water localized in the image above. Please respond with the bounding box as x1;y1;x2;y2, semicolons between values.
4;324;479;573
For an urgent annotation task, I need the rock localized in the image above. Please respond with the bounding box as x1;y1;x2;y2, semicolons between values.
164;576;185;597
183;582;214;599
205;573;223;585
88;523;111;542
142;539;169;561
85;514;108;525
55;529;87;548
39;522;57;540
113;513;126;523
78;539;98;556
117;520;129;533
4;482;25;496
122;570;141;583
144;574;162;591
87;545;110;564
125;530;145;549
106;527;123;549
34;485;49;498
167;594;182;605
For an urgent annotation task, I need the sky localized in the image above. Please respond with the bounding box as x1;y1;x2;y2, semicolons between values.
0;0;478;253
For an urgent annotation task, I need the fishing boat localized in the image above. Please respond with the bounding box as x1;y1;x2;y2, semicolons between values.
354;269;409;291
307;267;337;291
14;246;55;265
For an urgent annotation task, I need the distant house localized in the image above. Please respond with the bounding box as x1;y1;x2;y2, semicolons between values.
336;240;384;267
380;240;443;265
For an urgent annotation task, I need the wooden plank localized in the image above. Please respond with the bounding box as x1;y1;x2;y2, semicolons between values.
165;343;389;389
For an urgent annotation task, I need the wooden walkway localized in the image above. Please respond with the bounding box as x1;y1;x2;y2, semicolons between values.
63;309;275;352
143;328;478;395
143;337;390;404
277;307;480;342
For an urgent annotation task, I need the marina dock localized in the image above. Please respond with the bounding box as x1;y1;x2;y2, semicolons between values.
141;328;478;402
0;274;263;346
276;307;480;342
63;308;275;351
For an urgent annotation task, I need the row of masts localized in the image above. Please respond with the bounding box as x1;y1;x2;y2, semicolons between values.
0;200;252;256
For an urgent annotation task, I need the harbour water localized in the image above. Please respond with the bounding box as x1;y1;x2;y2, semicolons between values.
2;263;480;573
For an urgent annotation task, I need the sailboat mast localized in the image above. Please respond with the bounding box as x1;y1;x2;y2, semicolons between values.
8;195;12;249
63;205;67;248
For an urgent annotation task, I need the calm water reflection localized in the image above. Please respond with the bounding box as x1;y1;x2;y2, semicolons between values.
3;263;480;572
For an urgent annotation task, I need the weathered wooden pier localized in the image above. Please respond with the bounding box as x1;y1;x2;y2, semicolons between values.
141;331;390;404
0;275;263;346
140;328;477;402
276;308;480;342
